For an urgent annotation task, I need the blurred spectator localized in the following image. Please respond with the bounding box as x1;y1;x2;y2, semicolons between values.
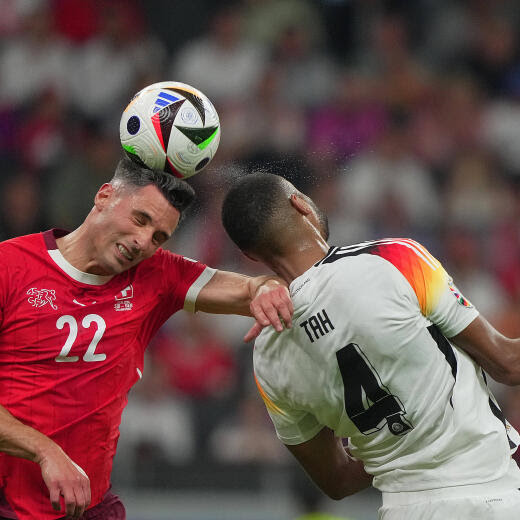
51;0;99;43
14;88;67;173
152;313;237;400
43;122;120;230
440;228;508;323
465;13;520;98
0;0;28;36
306;71;387;169
443;152;512;232
242;0;326;50
418;0;473;71
0;0;72;108
356;11;432;109
336;108;441;242
267;23;337;110
171;3;268;106
210;392;288;464
116;353;195;486
482;97;520;177
410;75;484;171
216;66;307;163
0;173;46;240
68;1;166;123
151;313;238;457
488;189;520;300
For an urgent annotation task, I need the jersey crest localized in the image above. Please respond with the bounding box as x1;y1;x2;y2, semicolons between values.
26;288;58;310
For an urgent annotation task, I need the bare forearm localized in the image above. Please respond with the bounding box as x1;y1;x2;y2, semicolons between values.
328;457;373;499
0;404;92;515
0;403;54;463
194;270;293;341
196;271;285;314
451;316;520;385
287;428;373;500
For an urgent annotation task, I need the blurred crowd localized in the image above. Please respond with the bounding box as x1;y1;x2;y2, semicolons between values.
1;0;520;512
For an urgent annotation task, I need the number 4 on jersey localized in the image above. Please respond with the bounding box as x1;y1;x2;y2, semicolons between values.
336;343;413;436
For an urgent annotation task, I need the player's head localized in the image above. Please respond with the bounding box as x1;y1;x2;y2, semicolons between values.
110;156;195;218
87;157;195;276
221;172;329;261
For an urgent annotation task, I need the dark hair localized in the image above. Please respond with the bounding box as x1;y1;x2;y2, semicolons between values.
222;173;289;254
111;156;195;216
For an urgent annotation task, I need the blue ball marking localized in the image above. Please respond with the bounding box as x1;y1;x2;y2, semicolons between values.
127;116;140;135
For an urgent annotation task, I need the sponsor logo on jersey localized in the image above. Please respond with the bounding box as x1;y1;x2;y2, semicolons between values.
291;278;310;297
27;288;58;310
72;298;97;306
448;282;472;307
114;284;133;311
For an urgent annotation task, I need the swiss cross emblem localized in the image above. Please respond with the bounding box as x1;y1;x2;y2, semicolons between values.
114;285;133;311
27;288;58;310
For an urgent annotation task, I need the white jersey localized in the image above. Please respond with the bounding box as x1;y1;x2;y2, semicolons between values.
254;239;520;493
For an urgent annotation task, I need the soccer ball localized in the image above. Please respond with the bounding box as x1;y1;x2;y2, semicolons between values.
120;81;220;179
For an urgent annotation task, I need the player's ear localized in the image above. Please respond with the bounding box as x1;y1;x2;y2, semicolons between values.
290;193;312;216
94;183;115;209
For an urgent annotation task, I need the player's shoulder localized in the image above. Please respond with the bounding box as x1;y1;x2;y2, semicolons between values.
317;239;442;282
135;247;207;290
317;238;433;263
142;247;202;269
0;232;43;256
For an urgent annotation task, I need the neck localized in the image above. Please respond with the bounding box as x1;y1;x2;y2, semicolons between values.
55;221;105;275
263;237;330;285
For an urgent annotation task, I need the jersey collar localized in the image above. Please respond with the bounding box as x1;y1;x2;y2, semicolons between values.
43;229;114;286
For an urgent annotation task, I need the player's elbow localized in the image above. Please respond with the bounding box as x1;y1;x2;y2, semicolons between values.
495;363;520;386
325;488;355;501
491;346;520;385
321;480;362;500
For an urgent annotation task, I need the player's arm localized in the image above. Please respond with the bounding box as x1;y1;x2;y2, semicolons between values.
0;404;91;518
195;270;293;341
286;427;373;500
450;315;520;386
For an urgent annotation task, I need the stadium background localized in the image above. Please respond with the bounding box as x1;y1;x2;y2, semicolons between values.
1;0;520;518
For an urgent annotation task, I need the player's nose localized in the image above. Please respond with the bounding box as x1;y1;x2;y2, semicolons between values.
133;229;153;254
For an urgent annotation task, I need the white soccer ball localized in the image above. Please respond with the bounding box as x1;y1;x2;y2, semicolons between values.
120;81;220;179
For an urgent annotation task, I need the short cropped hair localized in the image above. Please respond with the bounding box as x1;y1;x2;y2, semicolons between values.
222;173;290;255
111;156;195;217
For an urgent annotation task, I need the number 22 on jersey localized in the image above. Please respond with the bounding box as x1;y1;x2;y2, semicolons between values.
55;314;107;362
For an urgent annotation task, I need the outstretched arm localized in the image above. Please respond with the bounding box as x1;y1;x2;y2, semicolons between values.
195;270;293;341
286;427;373;500
0;404;91;518
450;315;520;386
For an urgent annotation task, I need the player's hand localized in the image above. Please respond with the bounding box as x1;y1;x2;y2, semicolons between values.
245;280;293;342
38;444;91;518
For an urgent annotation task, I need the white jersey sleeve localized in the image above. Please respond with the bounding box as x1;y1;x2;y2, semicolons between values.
254;374;323;445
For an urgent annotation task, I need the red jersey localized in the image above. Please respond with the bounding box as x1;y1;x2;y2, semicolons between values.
0;230;213;519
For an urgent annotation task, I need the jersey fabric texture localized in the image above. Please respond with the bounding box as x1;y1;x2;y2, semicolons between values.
379;461;520;519
254;239;520;494
0;230;214;519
